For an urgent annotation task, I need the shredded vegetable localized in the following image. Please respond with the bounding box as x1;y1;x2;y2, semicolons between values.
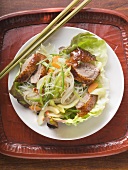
10;32;109;128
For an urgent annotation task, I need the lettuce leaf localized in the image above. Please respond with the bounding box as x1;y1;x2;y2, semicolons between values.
62;32;108;66
10;82;29;108
58;32;109;126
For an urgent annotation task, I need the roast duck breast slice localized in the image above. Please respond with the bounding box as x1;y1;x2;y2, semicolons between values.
76;93;98;117
30;64;47;84
15;53;47;82
70;48;96;65
71;62;100;85
67;48;100;84
69;48;99;115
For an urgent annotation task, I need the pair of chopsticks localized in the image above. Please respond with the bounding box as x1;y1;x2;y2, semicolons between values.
0;0;92;79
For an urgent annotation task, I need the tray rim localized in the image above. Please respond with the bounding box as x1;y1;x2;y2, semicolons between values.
0;8;128;159
0;135;128;159
0;7;128;21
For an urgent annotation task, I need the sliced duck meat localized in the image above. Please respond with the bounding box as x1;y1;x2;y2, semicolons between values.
30;64;47;84
76;93;98;117
67;48;96;67
36;53;48;62
71;62;100;85
15;53;47;82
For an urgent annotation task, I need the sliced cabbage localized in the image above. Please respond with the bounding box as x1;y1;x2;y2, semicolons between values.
37;43;57;58
11;32;109;127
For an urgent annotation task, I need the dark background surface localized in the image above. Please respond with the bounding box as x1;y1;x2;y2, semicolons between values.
0;0;128;170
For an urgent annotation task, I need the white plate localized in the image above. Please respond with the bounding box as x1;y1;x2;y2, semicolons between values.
8;27;124;140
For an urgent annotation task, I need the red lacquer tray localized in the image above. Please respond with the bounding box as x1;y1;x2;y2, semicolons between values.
0;8;128;159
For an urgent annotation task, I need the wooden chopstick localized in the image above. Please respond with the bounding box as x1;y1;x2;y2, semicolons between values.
0;0;92;79
0;0;80;79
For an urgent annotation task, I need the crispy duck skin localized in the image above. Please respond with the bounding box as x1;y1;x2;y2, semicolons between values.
15;53;47;82
66;48;100;84
30;53;49;83
67;48;96;67
36;53;48;61
71;62;100;85
76;93;98;117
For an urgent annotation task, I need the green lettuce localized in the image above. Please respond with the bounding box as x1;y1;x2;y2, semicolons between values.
62;32;108;66
59;32;109;126
10;82;29;108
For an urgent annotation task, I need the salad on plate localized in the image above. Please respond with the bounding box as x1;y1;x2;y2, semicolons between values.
10;32;109;128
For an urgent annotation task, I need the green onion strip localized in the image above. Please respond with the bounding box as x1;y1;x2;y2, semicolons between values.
61;66;65;91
